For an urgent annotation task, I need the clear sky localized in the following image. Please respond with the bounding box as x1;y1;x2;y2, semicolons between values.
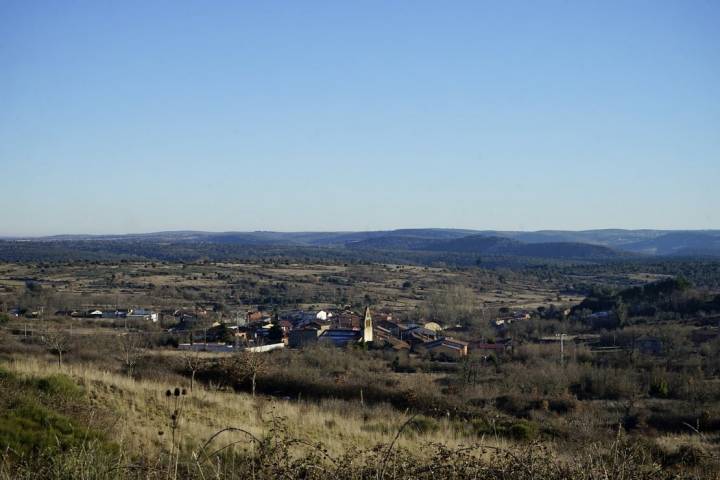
1;1;718;236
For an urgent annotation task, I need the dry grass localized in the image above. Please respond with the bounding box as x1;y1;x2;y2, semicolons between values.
3;356;505;459
3;355;719;479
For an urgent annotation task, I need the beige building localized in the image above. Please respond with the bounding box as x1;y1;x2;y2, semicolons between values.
417;337;469;360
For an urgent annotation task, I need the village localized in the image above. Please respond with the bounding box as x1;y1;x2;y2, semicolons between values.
5;302;544;359
5;300;672;360
3;264;714;368
2;263;719;479
172;306;492;358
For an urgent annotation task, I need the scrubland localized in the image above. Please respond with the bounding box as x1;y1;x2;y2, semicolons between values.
1;345;719;479
1;259;720;478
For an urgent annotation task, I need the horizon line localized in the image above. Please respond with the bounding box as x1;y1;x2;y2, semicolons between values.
2;226;720;239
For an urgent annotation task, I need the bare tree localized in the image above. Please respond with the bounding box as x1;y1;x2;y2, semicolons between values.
42;328;71;368
182;348;203;392
427;285;477;327
117;333;146;377
228;350;268;397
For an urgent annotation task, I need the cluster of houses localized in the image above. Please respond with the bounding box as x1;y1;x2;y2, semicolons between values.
7;300;680;359
492;309;533;327
6;306;160;322
7;301;520;360
53;308;159;322
174;307;513;360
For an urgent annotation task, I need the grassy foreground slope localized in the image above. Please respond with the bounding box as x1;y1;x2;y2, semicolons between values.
0;356;715;479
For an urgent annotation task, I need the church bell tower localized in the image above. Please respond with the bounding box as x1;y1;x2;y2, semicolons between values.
362;307;373;343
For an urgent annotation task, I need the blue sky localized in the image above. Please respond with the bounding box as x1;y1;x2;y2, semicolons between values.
1;1;718;235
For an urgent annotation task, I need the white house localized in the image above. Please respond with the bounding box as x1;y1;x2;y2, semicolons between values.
127;308;159;322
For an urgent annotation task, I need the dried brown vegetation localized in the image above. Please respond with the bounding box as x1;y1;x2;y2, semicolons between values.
1;259;719;478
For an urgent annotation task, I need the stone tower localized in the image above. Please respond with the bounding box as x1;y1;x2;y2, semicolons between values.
362;306;373;343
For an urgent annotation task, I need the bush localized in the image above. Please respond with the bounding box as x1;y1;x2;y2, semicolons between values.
0;365;16;381
547;397;577;414
408;415;440;434
0;369;107;459
470;418;492;436
667;444;705;467
496;394;531;417
649;377;669;398
34;374;82;399
509;420;539;441
571;368;639;400
0;396;98;455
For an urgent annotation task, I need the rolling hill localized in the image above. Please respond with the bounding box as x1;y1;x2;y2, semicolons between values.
3;229;719;264
620;231;720;256
346;233;627;260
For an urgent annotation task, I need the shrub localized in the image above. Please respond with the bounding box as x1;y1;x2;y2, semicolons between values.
0;365;16;381
547;397;577;414
571;368;639;400
674;444;704;466
496;394;530;417
34;374;82;399
509;419;539;441
0;396;97;455
649;377;669;398
408;415;440;434
470;418;492;436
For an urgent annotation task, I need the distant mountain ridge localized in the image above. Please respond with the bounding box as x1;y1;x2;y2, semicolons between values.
6;228;720;258
620;231;720;256
346;234;628;260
